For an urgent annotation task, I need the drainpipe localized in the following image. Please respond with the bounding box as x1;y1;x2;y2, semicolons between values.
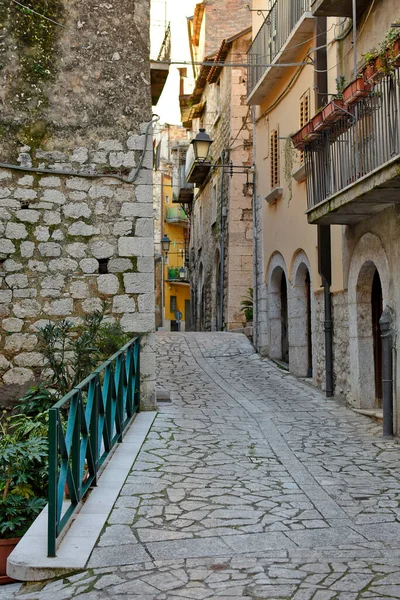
318;224;334;397
315;19;333;397
251;106;259;349
219;150;228;330
323;276;334;397
380;305;394;438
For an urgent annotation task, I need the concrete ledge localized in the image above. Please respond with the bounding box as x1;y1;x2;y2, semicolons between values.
7;411;157;582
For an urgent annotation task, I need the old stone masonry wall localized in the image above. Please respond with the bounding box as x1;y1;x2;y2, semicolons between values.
0;135;156;408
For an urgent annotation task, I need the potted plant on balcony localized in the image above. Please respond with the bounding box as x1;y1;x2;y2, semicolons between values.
342;76;371;106
362;51;380;83
291;120;319;151
322;96;346;124
0;414;47;583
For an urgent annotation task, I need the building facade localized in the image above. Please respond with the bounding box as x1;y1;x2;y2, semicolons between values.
181;1;254;332
250;0;400;432
0;0;167;408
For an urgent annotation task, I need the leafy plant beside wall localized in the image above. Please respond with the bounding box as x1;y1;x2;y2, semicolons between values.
240;288;253;324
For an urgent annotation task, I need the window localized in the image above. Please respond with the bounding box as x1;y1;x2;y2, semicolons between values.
165;195;169;204
211;184;217;225
299;90;310;163
270;129;279;189
170;295;177;313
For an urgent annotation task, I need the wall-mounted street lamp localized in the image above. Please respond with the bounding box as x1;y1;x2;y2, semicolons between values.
190;129;214;163
160;234;171;330
161;234;171;254
191;128;254;180
179;266;186;280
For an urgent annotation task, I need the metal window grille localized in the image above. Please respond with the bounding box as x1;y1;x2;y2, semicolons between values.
299;90;310;164
270;129;279;188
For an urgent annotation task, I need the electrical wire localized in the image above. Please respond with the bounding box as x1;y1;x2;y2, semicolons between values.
11;0;67;28
0;116;160;183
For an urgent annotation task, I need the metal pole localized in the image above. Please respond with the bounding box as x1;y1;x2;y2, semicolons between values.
380;306;394;438
352;0;357;80
161;253;164;328
323;276;334;397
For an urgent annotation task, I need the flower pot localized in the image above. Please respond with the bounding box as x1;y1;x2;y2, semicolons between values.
322;98;346;124
291;121;319;151
342;78;370;106
312;111;325;132
0;537;20;584
392;39;400;67
363;61;381;84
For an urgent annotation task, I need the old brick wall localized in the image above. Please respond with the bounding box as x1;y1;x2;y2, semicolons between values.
203;0;251;57
0;0;155;407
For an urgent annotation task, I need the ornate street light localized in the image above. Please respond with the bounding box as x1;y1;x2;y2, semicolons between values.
161;234;171;254
190;128;213;163
179;266;186;280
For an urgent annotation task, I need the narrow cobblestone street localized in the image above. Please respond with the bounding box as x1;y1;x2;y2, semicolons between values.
7;332;400;599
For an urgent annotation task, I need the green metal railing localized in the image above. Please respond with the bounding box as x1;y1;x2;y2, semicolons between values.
47;337;141;557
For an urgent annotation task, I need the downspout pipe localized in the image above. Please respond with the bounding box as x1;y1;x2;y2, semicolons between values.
380;306;394;438
323;276;334;397
219;151;227;330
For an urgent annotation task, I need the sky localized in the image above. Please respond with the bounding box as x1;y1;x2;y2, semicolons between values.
151;0;197;125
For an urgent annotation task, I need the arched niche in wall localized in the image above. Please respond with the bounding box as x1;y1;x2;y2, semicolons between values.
266;252;289;362
348;233;390;409
289;250;313;378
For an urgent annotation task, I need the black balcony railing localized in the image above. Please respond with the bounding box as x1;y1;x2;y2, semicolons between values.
305;68;400;211
247;0;310;96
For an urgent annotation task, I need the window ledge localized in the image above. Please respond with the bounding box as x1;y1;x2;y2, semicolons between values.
265;187;283;205
292;164;306;183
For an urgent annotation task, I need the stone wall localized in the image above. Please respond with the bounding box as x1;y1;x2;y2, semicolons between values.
0;0;155;408
312;290;350;399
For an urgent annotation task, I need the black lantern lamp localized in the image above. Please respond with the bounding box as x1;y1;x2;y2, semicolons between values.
190;128;213;163
161;234;171;254
179;266;186;280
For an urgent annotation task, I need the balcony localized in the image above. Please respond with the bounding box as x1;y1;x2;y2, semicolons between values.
184;144;211;185
172;163;194;204
304;69;400;225
247;0;313;105
165;206;188;226
311;0;370;17
150;23;171;105
167;266;189;283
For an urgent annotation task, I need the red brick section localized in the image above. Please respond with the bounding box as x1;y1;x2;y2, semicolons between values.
203;0;251;57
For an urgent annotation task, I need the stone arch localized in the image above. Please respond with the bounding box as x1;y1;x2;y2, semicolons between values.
348;233;390;408
289;250;314;377
267;253;289;362
211;248;221;331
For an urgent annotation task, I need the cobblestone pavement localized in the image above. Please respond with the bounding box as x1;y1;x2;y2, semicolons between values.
10;332;400;599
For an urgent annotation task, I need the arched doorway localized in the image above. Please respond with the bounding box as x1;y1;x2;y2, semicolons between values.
289;257;313;377
353;261;384;408
348;233;389;409
269;263;289;364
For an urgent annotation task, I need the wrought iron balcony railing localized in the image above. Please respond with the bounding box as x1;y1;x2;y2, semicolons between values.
247;0;311;98
48;337;140;556
304;68;400;223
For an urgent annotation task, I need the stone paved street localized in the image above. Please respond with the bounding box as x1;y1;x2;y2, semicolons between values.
9;332;400;599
